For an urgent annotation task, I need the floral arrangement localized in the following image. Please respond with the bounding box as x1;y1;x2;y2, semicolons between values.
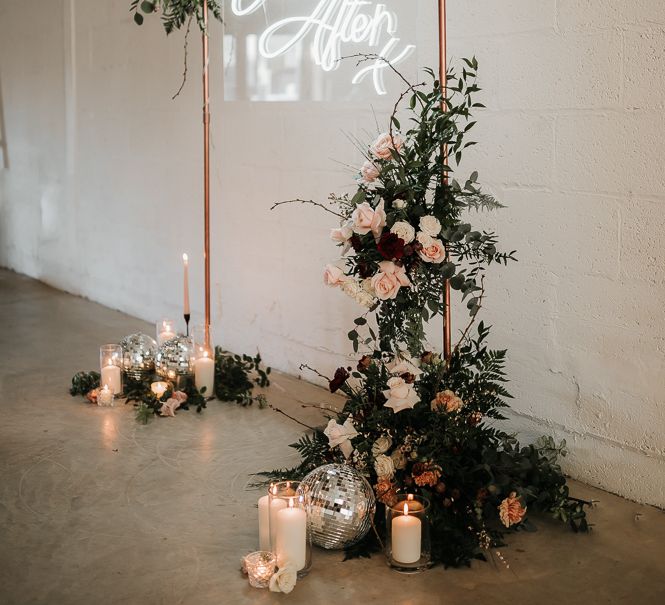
265;59;590;568
69;347;270;423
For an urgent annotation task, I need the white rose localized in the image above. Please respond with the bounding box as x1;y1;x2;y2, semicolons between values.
374;454;395;479
390;355;423;378
390;221;415;244
371;435;393;457
419;215;442;237
323;416;358;458
382;376;420;413
393;199;407;209
269;563;297;594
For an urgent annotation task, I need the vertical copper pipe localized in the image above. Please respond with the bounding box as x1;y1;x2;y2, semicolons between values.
438;0;452;360
202;1;211;347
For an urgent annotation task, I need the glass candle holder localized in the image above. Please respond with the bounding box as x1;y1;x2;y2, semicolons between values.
192;325;215;398
269;481;312;578
97;384;115;407
100;344;123;395
244;551;276;589
385;494;431;573
156;318;177;346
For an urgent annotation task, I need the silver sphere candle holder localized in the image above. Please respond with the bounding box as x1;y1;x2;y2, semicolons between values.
155;335;194;390
120;333;158;381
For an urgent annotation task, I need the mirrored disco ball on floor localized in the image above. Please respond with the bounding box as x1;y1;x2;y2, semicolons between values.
121;333;158;380
299;463;376;550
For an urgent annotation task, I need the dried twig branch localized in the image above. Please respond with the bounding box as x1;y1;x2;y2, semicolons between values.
270;199;346;219
171;15;193;100
268;405;317;431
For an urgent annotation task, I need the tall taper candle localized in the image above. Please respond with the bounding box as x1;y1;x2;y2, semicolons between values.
182;253;190;317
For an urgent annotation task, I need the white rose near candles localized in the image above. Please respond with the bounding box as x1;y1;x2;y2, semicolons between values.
386;495;431;572
99;344;122;395
269;481;311;577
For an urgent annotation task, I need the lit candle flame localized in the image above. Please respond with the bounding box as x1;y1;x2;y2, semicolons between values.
271;485;277;496
182;253;188;263
403;502;409;516
288;497;295;509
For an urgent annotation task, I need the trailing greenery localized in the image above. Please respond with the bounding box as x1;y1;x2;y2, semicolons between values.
69;371;100;396
69;348;270;422
129;0;221;32
265;59;590;567
215;348;271;406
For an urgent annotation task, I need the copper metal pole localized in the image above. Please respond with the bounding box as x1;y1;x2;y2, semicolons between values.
202;1;211;347
438;0;452;360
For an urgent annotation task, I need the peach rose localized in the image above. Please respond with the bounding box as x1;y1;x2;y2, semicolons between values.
370;132;404;160
323;264;348;287
374;477;398;507
360;160;380;182
351;200;386;239
499;492;527;527
431;389;464;413
370;260;411;300
330;221;353;244
416;232;446;264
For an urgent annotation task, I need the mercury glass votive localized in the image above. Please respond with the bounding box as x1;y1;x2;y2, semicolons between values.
97;384;115;407
244;551;276;589
385;495;432;573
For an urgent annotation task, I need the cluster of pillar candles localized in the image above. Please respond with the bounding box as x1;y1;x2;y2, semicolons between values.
97;253;214;400
244;482;427;586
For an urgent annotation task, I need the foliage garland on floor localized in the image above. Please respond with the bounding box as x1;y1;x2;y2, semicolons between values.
263;58;590;568
70;347;270;423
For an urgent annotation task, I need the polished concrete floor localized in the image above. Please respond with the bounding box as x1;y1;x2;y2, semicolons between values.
1;268;665;605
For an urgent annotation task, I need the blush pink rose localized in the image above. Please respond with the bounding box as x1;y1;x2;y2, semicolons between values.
370;132;404;160
370;260;411;300
323;264;347;287
330;222;353;243
360;160;380;183
416;233;446;264
352;200;386;240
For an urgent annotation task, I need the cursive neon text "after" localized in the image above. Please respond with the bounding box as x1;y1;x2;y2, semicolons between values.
231;0;416;95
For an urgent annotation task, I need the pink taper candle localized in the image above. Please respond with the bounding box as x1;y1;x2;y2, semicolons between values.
183;253;190;316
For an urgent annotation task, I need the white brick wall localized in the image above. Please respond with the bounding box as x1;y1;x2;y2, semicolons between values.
0;1;663;506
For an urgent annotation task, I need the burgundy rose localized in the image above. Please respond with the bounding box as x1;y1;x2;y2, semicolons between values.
377;232;405;260
329;367;350;393
350;235;363;253
357;355;372;372
357;261;374;279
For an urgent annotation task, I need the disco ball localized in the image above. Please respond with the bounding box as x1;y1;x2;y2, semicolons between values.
155;335;194;381
120;333;157;380
299;463;375;550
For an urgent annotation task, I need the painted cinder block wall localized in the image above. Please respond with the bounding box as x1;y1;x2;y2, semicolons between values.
0;1;663;507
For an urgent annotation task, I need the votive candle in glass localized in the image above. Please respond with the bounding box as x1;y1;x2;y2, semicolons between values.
156;318;176;346
244;551;276;589
150;381;168;398
100;344;123;395
385;494;431;573
97;384;115;407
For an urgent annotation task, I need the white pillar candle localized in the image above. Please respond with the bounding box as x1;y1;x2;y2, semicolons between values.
101;363;122;395
258;493;271;551
275;499;307;570
269;488;287;551
392;502;421;564
194;352;215;396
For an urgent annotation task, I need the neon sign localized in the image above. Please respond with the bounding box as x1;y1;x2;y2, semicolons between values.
230;0;416;95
